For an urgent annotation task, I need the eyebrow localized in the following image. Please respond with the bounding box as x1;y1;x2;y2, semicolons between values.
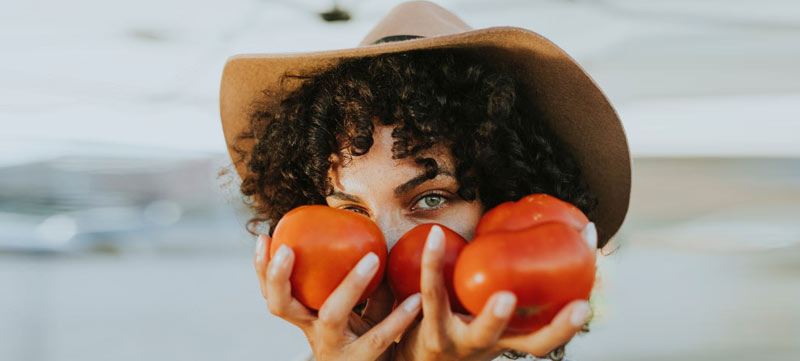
327;169;455;203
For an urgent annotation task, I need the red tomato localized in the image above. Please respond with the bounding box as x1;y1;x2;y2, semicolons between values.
454;195;595;332
475;194;589;237
270;205;387;310
387;223;468;313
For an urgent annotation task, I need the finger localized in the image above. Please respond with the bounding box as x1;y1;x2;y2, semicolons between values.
362;281;395;327
254;234;271;299
581;222;598;250
265;245;315;328
462;291;516;350
353;293;422;359
498;300;591;356
420;225;450;327
318;252;380;334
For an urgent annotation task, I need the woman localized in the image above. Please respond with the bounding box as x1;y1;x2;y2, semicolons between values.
219;1;631;360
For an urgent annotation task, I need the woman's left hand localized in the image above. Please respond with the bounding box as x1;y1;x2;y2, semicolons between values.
392;225;596;361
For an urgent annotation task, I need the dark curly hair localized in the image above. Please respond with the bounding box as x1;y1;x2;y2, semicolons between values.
230;47;598;360
234;47;596;235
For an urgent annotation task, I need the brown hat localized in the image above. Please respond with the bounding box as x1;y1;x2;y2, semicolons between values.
219;0;631;245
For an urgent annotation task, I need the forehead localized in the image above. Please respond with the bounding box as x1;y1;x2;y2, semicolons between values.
328;125;453;190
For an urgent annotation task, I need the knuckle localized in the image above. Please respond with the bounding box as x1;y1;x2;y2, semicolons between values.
421;286;443;301
266;275;287;292
266;299;284;317
422;256;441;270
364;331;389;350
339;279;360;296
316;309;338;328
425;341;443;354
266;271;279;286
464;333;491;350
424;335;449;354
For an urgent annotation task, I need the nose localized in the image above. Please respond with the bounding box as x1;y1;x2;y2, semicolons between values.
374;214;411;251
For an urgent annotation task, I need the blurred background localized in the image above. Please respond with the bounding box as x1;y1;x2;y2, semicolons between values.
1;0;799;360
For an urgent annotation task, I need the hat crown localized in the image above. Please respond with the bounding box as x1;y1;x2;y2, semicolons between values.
359;1;473;46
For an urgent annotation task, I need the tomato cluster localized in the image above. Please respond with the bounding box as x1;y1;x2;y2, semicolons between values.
271;194;595;332
454;194;595;331
386;194;595;332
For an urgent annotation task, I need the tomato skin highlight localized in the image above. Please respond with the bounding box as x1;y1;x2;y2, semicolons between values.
270;205;388;310
387;223;468;313
475;194;589;237
454;194;596;332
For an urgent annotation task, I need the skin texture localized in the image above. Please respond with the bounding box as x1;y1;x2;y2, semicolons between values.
253;124;597;361
326;125;484;249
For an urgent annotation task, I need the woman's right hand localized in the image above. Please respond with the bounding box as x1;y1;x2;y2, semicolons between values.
254;234;422;361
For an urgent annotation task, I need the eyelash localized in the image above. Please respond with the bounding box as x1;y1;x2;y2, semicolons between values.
410;191;450;212
342;206;370;217
340;191;450;217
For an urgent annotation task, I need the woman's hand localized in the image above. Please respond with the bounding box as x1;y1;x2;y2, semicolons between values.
392;225;595;361
254;234;421;361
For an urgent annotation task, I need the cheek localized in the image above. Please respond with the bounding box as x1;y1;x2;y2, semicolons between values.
428;201;484;242
379;205;482;251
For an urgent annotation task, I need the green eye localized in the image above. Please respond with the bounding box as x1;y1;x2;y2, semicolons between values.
416;194;445;210
344;207;369;217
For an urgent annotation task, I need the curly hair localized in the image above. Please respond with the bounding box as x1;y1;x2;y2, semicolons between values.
231;47;598;360
234;47;597;236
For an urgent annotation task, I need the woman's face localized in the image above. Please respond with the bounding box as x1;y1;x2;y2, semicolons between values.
326;125;484;250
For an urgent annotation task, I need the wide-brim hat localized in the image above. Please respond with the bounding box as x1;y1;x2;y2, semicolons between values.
220;0;631;246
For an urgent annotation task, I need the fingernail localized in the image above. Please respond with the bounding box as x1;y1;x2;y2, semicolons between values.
426;225;444;251
403;293;422;313
581;222;597;250
570;301;591;327
493;292;516;317
355;252;379;277
271;245;290;271
255;235;265;262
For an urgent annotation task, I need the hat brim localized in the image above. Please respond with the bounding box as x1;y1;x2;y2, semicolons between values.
220;26;631;245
